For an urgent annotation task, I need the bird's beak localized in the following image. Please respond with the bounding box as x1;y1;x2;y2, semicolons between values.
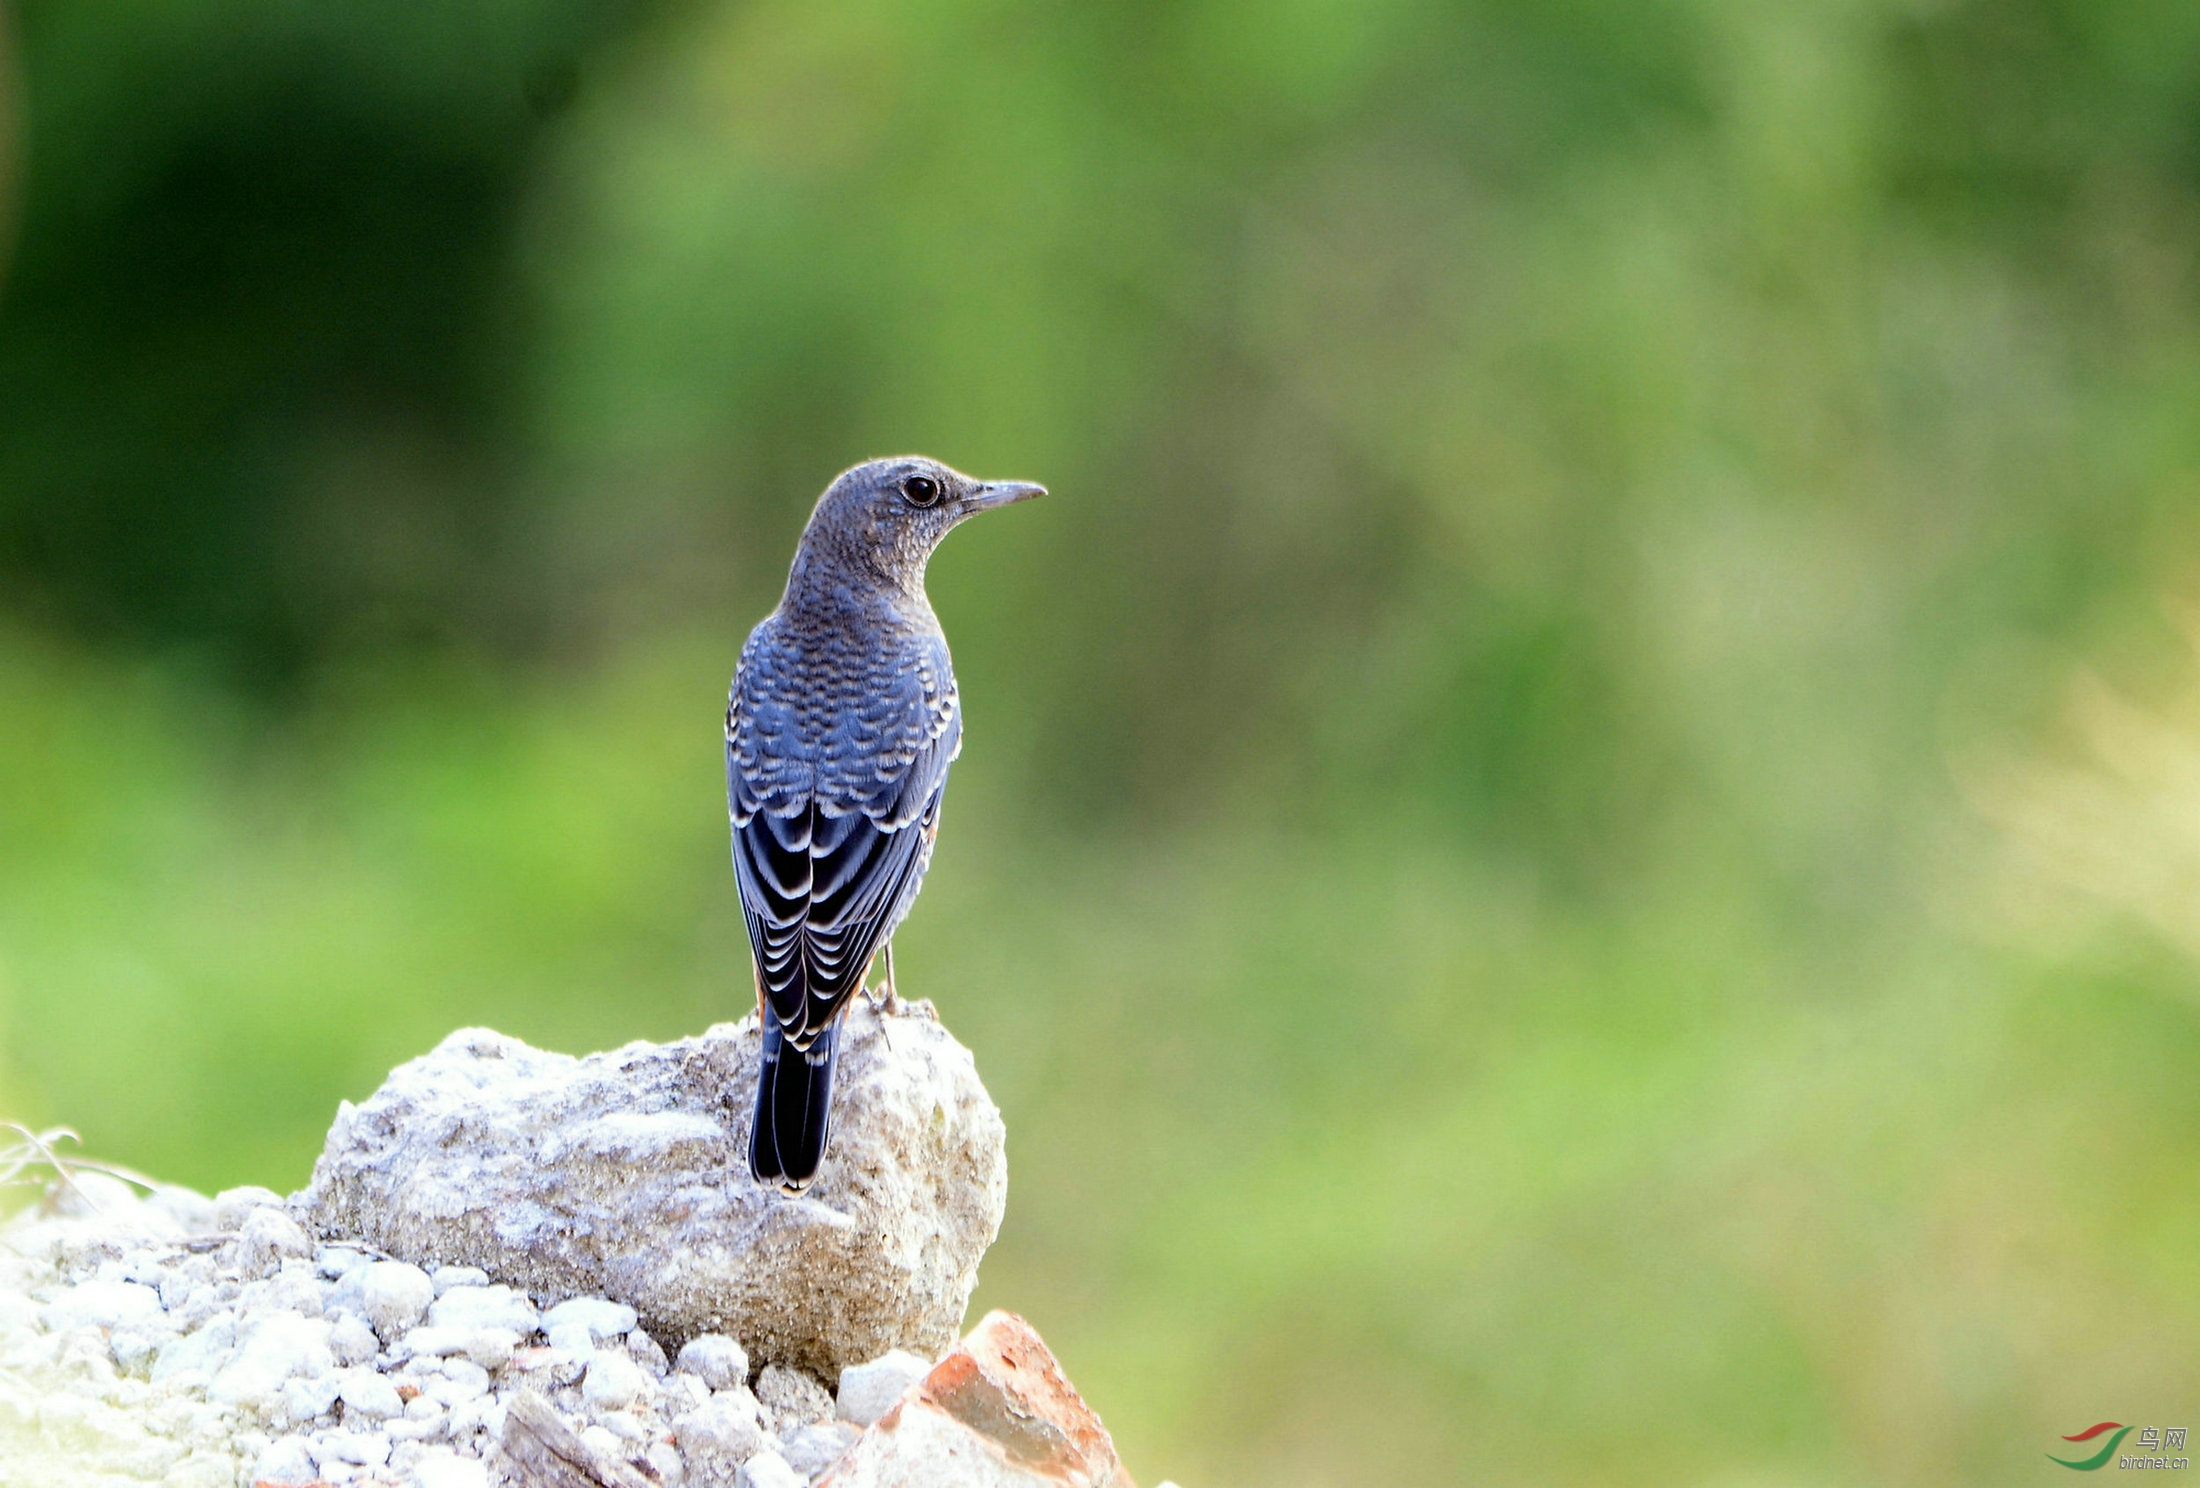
964;480;1047;511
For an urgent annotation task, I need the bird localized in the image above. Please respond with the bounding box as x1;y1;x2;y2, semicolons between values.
726;456;1044;1193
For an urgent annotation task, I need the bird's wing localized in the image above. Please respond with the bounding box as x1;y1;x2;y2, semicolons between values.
728;629;960;1043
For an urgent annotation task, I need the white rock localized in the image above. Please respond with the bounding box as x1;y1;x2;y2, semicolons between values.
782;1420;859;1478
431;1264;490;1294
300;1002;1006;1376
211;1185;285;1232
597;1408;650;1443
546;1320;598;1356
582;1349;650;1411
627;1327;670;1377
237;1207;314;1271
438;1356;492;1400
416;1447;492;1488
338;1366;405;1420
38;1278;164;1333
109;1322;174;1375
319;1427;392;1466
545;1295;638;1341
674;1388;765;1478
207;1313;333;1411
151;1317;236;1384
736;1449;805;1488
250;1434;320;1485
278;1371;340;1425
676;1333;750;1391
396;1323;473;1360
329;1310;380;1366
835;1349;932;1427
316;1245;373;1280
358;1260;436;1339
463;1325;520;1372
428;1283;539;1335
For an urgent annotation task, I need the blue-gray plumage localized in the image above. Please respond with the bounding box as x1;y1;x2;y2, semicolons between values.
727;456;1044;1192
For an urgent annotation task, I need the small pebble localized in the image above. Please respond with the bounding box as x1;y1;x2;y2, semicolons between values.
319;1427;393;1467
626;1327;670;1377
237;1208;314;1272
675;1387;765;1468
835;1348;931;1426
431;1264;490;1294
416;1449;491;1488
316;1246;372;1280
755;1363;834;1430
582;1349;650;1411
543;1295;638;1341
737;1448;806;1488
783;1420;860;1478
358;1261;436;1340
674;1333;750;1391
428;1283;539;1335
337;1366;404;1420
464;1325;520;1372
329;1310;380;1367
249;1434;319;1485
210;1186;285;1233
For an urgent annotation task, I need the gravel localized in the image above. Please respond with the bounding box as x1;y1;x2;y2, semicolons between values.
0;1175;926;1487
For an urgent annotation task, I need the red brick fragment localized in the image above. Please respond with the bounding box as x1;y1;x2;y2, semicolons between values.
821;1310;1135;1488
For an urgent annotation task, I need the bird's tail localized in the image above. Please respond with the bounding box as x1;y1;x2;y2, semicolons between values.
749;1017;841;1193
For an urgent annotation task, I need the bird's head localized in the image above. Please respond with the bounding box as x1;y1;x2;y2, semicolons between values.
792;456;1045;595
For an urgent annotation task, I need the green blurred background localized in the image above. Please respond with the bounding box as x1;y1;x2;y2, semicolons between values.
4;0;2200;1482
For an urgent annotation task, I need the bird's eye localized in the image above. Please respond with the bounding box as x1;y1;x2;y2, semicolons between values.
901;474;941;508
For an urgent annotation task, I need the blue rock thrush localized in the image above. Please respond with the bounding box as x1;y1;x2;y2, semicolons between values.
727;456;1044;1192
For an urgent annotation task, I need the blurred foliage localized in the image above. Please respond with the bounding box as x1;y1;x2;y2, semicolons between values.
4;1;2200;1485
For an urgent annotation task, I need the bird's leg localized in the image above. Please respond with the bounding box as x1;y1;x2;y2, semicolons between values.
856;950;891;1014
881;941;903;1015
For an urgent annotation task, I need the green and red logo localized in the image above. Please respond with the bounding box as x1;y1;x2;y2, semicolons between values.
2051;1424;2133;1471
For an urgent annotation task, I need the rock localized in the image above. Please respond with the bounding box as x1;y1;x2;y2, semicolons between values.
249;1433;320;1484
417;1449;493;1488
835;1349;932;1427
38;1277;163;1333
755;1363;834;1432
674;1387;766;1480
208;1313;334;1413
358;1260;436;1340
319;1426;391;1466
237;1207;315;1272
737;1449;806;1488
432;1264;490;1294
545;1295;639;1342
465;1326;521;1372
300;1000;1006;1377
784;1420;861;1478
279;1371;341;1424
493;1387;655;1488
337;1365;405;1420
329;1310;381;1366
627;1327;670;1378
676;1334;751;1391
430;1282;541;1335
820;1311;1135;1488
582;1349;651;1411
211;1185;285;1232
